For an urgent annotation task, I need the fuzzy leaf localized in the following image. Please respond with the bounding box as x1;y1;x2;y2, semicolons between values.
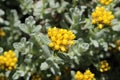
112;25;120;31
40;62;49;70
78;43;89;52
0;9;4;16
0;47;3;54
32;25;42;33
41;45;51;57
25;16;35;26
19;24;29;34
90;39;99;47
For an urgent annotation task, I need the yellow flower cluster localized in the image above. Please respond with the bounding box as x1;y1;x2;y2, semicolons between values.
75;69;95;80
99;60;110;72
0;50;18;71
48;27;76;52
0;29;5;37
92;6;114;29
31;74;42;80
100;0;113;5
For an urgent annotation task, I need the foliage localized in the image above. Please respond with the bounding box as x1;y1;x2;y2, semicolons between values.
0;0;120;80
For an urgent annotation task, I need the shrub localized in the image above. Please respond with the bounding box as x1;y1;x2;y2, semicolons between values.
0;0;120;80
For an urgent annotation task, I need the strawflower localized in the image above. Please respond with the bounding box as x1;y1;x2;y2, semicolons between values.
100;0;113;5
0;50;18;71
75;69;95;80
99;60;110;72
48;27;76;52
92;6;114;29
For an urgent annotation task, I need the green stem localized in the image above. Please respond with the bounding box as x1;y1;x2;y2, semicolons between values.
72;0;77;7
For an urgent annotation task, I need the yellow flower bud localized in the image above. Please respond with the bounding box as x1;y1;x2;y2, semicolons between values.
51;36;56;41
69;41;75;45
56;40;61;45
98;24;103;29
62;39;68;45
60;46;66;52
49;42;54;47
92;20;96;24
54;45;60;50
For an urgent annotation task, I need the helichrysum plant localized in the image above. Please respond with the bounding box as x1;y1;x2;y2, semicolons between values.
0;0;120;80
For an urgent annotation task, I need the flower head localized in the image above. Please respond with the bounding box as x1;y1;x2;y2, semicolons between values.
99;60;110;72
75;69;95;80
75;71;84;80
0;50;18;71
48;27;76;52
100;0;113;5
92;6;114;29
